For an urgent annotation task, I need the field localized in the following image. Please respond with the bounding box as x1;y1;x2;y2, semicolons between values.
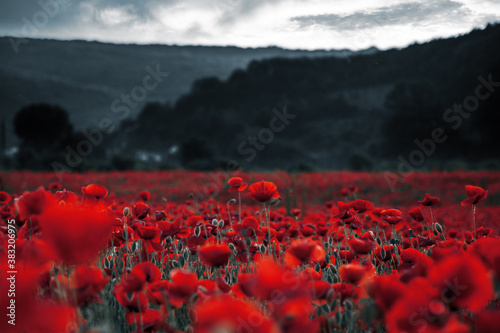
1;170;500;332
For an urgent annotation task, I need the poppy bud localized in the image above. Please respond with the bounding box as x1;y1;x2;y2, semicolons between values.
409;229;415;237
194;226;201;237
344;300;354;311
324;254;330;264
246;238;251;247
328;237;333;245
315;263;321;272
376;237;382;245
435;222;443;234
330;266;338;275
123;207;129;216
178;256;185;268
335;311;341;324
228;199;236;204
172;260;179;268
269;196;281;206
228;243;235;251
380;248;386;259
131;241;137;252
326;289;335;302
218;220;224;228
212;219;218;226
177;242;183;251
260;244;266;253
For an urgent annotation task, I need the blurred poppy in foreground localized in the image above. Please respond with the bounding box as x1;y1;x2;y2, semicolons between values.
38;204;114;264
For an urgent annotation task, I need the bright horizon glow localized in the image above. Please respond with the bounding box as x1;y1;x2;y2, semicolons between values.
0;0;499;51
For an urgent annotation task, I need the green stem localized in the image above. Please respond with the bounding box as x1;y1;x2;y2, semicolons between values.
472;204;476;242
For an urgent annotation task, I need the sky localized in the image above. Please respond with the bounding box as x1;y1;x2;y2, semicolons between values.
1;0;499;50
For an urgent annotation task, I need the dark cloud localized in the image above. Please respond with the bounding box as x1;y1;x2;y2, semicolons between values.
292;0;470;31
0;0;167;34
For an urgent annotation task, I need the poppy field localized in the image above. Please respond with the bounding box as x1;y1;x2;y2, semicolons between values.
1;170;500;333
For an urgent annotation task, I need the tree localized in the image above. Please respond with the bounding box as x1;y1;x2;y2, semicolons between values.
14;103;73;147
13;104;74;170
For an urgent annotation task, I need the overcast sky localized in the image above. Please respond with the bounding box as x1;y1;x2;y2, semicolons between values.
1;0;499;50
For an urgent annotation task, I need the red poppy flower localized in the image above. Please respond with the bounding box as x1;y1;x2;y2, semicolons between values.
418;193;440;206
54;189;78;203
339;264;371;284
348;237;375;254
461;185;488;206
192;295;279;333
234;216;261;237
470;237;500;280
333;282;359;304
132;201;150;219
168;269;198;307
0;191;11;204
248;181;280;203
70;264;110;306
408;206;425;222
38;204;114;264
381;209;403;224
387;290;449;333
374;245;394;262
138;190;151;201
348;199;374;213
114;271;146;294
227;177;248;192
365;274;406;313
116;291;149;313
332;206;363;229
134;224;160;241
428;254;493;311
147;280;171;305
81;184;108;199
399;248;434;283
125;308;167;331
198;243;231;267
132;262;162;284
250;258;308;301
285;239;325;268
16;187;54;221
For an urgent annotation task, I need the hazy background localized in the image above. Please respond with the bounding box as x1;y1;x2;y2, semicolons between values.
1;0;499;172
